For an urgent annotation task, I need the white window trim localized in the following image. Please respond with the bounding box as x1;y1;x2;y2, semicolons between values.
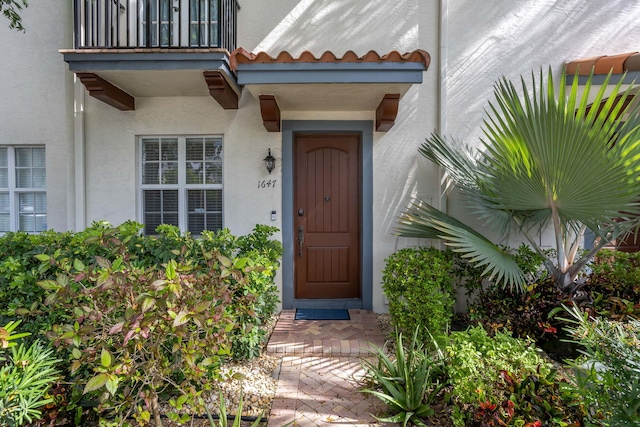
137;135;223;235
0;146;47;234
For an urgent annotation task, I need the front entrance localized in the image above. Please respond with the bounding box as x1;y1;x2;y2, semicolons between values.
293;134;361;299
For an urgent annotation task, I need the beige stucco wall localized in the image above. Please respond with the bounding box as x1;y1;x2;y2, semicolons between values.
0;0;75;231
444;0;640;248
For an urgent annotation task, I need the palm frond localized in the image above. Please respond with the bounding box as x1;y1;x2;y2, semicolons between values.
396;202;525;288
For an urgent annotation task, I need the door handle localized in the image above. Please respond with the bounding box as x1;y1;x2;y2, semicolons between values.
298;226;304;257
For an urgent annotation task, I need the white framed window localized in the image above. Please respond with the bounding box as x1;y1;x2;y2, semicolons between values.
139;136;223;235
0;146;47;233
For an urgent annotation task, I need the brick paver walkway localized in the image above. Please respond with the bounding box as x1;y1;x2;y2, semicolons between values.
266;310;392;427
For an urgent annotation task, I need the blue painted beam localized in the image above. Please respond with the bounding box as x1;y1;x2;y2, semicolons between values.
566;72;640;85
236;62;426;85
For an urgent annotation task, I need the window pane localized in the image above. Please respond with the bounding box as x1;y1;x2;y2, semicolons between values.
0;148;7;167
0;169;7;188
144;190;161;212
205;138;222;160
35;214;47;232
161;139;178;161
206;190;222;211
16;169;32;188
32;148;45;167
162;190;178;211
32;168;46;188
186;162;203;184
162;162;178;184
35;193;47;212
19;193;35;212
204;162;222;184
143;163;160;185
0;192;9;212
143;139;160;162
0;213;9;232
186;139;203;161
19;214;35;233
187;189;222;234
206;213;222;231
15;148;31;167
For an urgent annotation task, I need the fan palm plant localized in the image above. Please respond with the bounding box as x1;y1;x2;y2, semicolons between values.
397;68;640;293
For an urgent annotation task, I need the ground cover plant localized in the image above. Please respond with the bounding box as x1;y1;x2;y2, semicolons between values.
0;222;282;426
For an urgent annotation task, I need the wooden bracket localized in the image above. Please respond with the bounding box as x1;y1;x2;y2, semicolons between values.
76;72;135;111
375;94;400;132
259;95;281;132
203;70;239;110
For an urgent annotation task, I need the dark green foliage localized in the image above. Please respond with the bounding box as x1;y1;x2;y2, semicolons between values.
362;328;446;427
466;278;572;340
1;0;27;31
588;250;640;321
382;247;455;344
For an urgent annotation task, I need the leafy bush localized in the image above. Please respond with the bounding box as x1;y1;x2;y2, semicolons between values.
446;326;548;406
466;278;573;341
382;247;454;343
0;222;282;361
588;250;640;321
0;322;60;427
362;328;446;427
44;253;239;426
565;306;640;426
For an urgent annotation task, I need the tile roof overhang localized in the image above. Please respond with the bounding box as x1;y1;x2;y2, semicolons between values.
230;48;430;131
565;52;640;85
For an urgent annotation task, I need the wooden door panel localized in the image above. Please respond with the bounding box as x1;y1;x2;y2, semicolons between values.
294;134;360;299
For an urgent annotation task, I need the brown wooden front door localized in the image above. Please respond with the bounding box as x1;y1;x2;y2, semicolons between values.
294;134;361;299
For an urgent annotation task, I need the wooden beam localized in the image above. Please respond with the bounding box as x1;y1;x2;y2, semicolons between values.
375;94;400;132
259;95;281;132
203;70;239;110
76;72;135;111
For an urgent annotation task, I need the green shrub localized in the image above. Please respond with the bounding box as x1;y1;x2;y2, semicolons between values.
382;247;454;343
0;222;282;361
44;254;238;426
446;327;548;407
445;326;586;426
589;250;640;321
565;306;640;426
0;322;60;427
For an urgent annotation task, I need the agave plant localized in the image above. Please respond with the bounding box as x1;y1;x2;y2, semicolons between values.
361;328;446;427
397;68;640;293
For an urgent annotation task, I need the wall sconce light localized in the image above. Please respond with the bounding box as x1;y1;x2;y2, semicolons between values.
264;148;276;174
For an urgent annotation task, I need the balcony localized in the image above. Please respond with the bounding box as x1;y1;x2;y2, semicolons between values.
62;0;241;110
73;0;237;50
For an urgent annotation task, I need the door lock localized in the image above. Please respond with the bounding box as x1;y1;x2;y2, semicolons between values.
298;209;304;217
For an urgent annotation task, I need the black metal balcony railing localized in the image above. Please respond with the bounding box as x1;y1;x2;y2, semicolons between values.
73;0;237;51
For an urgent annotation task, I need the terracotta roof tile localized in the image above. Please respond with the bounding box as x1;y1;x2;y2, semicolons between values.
566;52;639;75
230;48;430;71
